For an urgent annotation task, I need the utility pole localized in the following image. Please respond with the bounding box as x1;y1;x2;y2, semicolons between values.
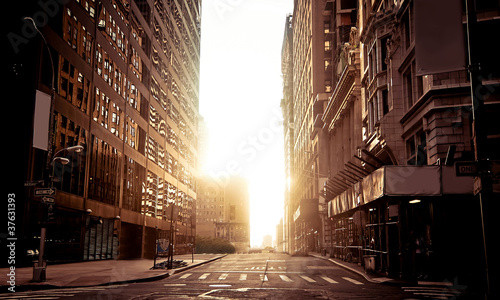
465;0;494;298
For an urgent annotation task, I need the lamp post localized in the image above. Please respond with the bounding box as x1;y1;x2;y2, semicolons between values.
32;145;84;282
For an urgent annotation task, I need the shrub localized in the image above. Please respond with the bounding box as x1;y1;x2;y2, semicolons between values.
195;236;236;254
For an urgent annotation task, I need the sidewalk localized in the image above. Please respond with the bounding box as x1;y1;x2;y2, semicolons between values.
1;254;225;292
308;252;399;284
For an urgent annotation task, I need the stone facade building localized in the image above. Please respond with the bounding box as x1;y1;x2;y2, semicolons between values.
282;0;500;291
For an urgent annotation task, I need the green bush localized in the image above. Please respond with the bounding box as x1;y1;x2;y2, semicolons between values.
195;236;236;254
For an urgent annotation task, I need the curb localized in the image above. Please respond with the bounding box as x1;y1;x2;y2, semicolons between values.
170;254;227;275
308;253;394;284
4;254;227;293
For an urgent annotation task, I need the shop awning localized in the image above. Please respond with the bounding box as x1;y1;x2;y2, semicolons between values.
328;166;473;217
293;198;319;222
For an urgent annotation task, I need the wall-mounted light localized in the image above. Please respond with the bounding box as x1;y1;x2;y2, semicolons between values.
409;199;421;204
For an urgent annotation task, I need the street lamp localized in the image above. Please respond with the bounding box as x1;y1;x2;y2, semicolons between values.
33;145;85;282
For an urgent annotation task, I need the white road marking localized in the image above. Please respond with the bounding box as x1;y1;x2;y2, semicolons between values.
300;275;316;283
321;276;338;283
279;275;293;282
342;276;364;285
239;274;247;280
198;273;210;280
260;274;268;281
180;273;192;279
218;273;229;280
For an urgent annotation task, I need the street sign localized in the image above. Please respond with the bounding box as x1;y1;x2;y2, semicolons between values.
41;196;55;204
24;180;44;187
455;161;478;177
473;177;482;195
34;188;56;196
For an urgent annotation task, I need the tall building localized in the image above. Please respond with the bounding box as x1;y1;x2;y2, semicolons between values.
287;0;334;256
283;0;499;292
280;13;293;255
275;218;284;252
7;0;201;261
196;176;250;253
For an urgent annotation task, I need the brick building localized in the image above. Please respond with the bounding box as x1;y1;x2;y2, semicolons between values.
196;176;250;253
282;0;500;292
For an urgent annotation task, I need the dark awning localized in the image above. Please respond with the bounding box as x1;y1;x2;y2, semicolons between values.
328;166;473;217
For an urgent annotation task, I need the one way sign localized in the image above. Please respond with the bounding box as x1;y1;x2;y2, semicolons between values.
35;188;56;196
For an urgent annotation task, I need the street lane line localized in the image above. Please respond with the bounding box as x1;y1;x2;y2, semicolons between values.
209;284;232;288
321;276;338;283
198;273;210;280
300;275;316;283
218;273;229;280
180;273;192;279
239;274;247;280
342;276;364;285
279;275;293;282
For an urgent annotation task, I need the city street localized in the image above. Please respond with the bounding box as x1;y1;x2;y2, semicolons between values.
0;253;465;299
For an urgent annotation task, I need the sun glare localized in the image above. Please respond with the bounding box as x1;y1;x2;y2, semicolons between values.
199;0;292;248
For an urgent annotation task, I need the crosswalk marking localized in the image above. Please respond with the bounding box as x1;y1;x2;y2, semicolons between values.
342;276;364;285
321;276;338;283
182;271;369;286
279;275;293;282
402;284;463;300
0;285;128;300
300;275;316;283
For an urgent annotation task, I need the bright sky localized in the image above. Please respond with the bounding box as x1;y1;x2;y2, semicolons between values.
199;0;293;247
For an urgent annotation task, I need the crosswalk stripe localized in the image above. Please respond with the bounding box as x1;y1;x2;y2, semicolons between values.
180;273;192;279
218;273;229;280
260;274;268;281
321;276;338;283
279;275;293;282
342;277;364;285
198;273;210;280
239;274;247;280
300;275;316;283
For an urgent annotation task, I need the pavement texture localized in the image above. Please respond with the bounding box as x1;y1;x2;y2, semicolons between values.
308;252;398;284
1;254;225;292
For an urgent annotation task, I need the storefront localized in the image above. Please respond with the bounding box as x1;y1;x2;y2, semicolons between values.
327;166;483;283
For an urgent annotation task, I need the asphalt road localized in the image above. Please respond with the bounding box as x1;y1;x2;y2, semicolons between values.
1;253;458;299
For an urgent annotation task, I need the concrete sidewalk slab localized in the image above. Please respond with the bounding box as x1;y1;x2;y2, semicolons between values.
1;254;225;292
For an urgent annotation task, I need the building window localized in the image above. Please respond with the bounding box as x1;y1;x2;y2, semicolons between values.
403;61;423;110
88;135;122;205
382;89;389;115
325;80;332;93
406;130;428;165
324;22;330;34
325;40;331;51
380;36;390;71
